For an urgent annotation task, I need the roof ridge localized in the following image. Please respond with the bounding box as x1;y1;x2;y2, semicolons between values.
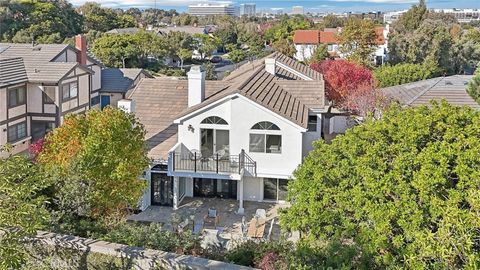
406;77;444;105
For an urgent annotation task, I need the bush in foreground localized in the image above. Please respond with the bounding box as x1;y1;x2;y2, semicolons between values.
282;101;480;269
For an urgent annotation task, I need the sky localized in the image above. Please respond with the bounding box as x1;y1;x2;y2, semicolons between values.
69;0;480;13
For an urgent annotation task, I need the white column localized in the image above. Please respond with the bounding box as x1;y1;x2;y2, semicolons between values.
173;176;179;210
238;178;245;215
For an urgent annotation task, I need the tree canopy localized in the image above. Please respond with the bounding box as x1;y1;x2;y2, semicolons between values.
0;0;83;43
467;69;480;104
310;60;374;107
282;101;480;269
338;18;377;66
0;147;50;269
374;63;441;88
37;107;148;218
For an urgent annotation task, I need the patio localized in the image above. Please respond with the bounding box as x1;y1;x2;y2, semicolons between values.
127;198;290;243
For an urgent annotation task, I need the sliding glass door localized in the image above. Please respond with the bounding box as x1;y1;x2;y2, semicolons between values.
200;129;229;158
263;178;288;201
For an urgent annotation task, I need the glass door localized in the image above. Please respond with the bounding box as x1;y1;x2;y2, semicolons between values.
151;173;173;206
200;129;230;158
201;129;214;157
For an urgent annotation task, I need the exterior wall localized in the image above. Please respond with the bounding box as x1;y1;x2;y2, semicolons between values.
242;176;263;201
53;48;78;63
294;44;317;62
0;87;7;123
59;70;90;116
103;93;124;107
330;115;347;134
177;95;304;179
302;114;322;157
89;64;102;91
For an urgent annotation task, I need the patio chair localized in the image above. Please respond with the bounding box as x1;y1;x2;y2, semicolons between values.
255;209;267;219
203;208;220;229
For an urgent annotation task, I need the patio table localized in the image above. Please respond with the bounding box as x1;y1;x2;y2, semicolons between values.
247;217;266;238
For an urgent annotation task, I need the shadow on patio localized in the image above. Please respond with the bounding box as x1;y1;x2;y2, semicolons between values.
127;197;289;242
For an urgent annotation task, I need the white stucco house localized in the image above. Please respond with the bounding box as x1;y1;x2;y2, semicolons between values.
126;53;347;214
293;26;389;65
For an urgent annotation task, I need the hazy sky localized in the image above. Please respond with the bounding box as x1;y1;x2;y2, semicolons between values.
69;0;480;13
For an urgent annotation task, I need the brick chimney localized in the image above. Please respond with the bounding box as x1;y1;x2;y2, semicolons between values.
75;34;87;65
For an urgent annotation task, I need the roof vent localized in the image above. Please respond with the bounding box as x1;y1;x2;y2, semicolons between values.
32;46;42;51
445;81;453;85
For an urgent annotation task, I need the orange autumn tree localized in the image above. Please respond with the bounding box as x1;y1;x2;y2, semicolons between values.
38;107;148;218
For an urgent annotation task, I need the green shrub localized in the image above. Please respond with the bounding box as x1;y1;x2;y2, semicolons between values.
467;69;480;104
374;62;441;87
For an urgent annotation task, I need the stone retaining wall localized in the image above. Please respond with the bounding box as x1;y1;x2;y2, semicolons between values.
35;231;256;270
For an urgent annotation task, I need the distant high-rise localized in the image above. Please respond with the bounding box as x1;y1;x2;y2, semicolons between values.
240;3;256;17
188;3;237;16
292;6;304;15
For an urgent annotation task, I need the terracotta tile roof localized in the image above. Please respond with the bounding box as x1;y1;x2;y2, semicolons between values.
375;27;386;45
381;75;479;109
294;27;385;45
293;30;320;44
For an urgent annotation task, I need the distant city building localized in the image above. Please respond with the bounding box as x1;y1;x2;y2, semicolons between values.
292;6;304;15
385;8;480;24
188;3;237;16
383;10;408;24
240;3;256;16
432;8;480;23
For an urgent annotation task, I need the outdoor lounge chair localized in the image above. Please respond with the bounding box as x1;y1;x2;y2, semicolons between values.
203;208;220;228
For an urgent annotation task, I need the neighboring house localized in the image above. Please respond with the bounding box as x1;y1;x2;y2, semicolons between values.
293;26;389;65
0;35;102;157
106;27;142;34
381;75;479;108
126;52;348;213
99;68;153;109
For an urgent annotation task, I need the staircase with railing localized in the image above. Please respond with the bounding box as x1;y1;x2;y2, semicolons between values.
170;146;256;177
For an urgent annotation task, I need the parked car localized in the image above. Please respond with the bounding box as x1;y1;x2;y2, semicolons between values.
210;56;222;63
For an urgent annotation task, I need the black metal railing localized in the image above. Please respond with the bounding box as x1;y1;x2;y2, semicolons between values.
172;149;256;176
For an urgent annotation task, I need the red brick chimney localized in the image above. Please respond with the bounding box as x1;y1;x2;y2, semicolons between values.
75;34;87;65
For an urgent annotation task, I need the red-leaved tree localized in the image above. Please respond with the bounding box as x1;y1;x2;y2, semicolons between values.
310;60;376;113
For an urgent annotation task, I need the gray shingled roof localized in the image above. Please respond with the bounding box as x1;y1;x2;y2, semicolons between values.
382;75;479;109
129;53;325;159
106;28;141;34
0;43;91;83
0;57;28;87
101;68;152;93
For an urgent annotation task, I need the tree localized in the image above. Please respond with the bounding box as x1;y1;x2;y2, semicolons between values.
0;0;83;43
192;34;219;60
337;18;377;66
374;62;441;87
273;39;296;58
92;34;138;68
227;49;246;67
321;14;345;28
310;60;374;106
0;146;50;269
393;0;427;33
308;44;329;64
37;108;148;218
467;70;480;104
177;48;192;70
282;101;480;269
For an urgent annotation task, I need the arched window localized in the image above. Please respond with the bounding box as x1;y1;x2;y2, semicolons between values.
249;121;282;154
251;121;280;130
201;116;228;125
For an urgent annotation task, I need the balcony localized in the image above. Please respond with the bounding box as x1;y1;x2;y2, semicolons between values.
169;144;256;177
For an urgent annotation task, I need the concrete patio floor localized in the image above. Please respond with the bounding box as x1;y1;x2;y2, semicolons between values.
127;197;289;241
